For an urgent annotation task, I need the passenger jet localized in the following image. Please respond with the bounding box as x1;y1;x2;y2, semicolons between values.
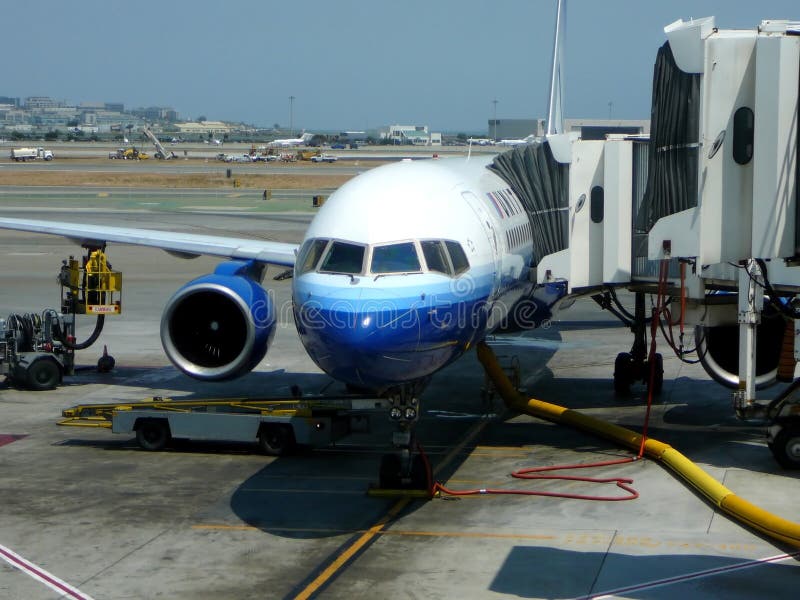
0;1;571;485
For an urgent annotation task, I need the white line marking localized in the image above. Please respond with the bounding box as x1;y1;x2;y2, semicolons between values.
0;542;95;600
584;551;800;599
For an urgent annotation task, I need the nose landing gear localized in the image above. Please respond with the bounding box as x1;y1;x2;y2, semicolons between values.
375;383;432;493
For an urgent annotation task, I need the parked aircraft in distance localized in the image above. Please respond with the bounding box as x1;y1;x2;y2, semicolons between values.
496;135;537;147
268;132;314;147
467;138;494;146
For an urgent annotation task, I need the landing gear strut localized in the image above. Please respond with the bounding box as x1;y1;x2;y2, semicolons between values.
377;384;430;491
610;292;663;395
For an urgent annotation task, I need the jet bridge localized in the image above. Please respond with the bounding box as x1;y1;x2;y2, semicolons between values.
492;18;800;465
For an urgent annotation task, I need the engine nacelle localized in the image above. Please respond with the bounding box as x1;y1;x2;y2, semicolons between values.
696;303;784;389
160;261;276;381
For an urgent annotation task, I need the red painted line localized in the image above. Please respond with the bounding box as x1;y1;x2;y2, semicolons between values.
585;551;800;599
0;543;95;600
0;434;27;448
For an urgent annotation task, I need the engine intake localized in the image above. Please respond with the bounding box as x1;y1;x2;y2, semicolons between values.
160;261;276;381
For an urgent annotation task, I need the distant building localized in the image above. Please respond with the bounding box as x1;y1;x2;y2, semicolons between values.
175;121;233;135
0;96;20;108
382;124;440;146
132;106;178;122
488;119;545;141
24;96;63;109
339;131;368;142
488;117;649;141
563;118;650;139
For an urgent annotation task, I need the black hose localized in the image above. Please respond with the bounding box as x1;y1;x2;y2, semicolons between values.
59;315;105;350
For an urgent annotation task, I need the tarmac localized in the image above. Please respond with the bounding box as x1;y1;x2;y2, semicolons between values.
1;194;800;599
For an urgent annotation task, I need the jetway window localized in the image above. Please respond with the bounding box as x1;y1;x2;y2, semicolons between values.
445;241;470;276
370;242;421;274
297;238;329;275
320;241;365;275
590;186;604;223
733;107;754;165
421;240;451;275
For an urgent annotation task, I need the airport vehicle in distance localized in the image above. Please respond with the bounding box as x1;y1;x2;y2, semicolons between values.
9;147;54;161
108;147;149;160
311;153;338;163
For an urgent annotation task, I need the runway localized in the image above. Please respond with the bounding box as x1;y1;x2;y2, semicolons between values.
1;197;800;598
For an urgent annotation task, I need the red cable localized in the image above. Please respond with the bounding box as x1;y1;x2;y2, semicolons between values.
418;443;640;502
417;260;672;503
640;258;669;457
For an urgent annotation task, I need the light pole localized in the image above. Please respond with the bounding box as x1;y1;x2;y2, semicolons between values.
289;95;295;137
492;98;498;141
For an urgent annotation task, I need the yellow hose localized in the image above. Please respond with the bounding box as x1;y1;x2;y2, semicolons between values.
476;341;800;548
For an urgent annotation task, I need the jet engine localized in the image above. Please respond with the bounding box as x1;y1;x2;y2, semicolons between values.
160;261;276;381
695;303;785;389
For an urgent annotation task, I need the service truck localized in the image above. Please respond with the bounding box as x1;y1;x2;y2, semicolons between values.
9;147;54;162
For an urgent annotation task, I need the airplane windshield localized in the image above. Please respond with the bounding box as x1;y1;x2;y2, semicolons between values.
297;238;329;275
445;241;470;275
420;240;451;275
371;242;421;274
320;241;365;275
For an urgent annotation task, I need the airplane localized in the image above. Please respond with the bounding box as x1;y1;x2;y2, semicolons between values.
0;2;571;486
495;134;537;147
268;131;314;148
495;134;539;146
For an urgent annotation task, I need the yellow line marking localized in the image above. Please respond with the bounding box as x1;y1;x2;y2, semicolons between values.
191;525;761;553
238;488;364;495
473;445;532;451
290;415;497;599
292;498;411;600
192;523;556;541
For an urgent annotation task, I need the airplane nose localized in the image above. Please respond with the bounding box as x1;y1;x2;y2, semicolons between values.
293;298;467;389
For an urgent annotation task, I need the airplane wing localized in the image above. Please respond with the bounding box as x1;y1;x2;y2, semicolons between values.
0;217;298;267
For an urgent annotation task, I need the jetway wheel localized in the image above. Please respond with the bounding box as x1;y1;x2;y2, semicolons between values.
649;354;664;395
613;353;634;395
613;352;663;395
768;422;800;469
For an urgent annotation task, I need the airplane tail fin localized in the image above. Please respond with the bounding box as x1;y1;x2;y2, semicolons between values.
546;0;567;135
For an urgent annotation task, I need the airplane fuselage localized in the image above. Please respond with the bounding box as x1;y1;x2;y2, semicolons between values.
292;157;541;391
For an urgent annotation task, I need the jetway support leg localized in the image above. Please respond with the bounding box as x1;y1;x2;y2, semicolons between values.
734;260;764;417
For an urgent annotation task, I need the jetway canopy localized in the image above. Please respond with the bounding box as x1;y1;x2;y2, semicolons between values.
636;41;701;233
489;142;569;265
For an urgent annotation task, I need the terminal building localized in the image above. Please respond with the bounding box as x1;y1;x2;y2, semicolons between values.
380;124;442;146
488;117;649;141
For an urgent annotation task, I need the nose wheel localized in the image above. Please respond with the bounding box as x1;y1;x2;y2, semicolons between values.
375;384;431;492
378;446;429;490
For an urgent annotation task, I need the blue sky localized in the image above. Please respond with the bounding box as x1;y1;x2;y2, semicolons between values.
4;1;798;132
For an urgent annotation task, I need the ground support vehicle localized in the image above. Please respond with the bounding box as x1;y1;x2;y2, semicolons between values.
108;147;149;160
59;396;390;454
1;247;121;390
0;312;74;390
10;147;54;161
311;154;338;163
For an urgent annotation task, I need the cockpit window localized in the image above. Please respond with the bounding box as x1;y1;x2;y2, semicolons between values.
320;241;365;274
445;241;470;276
371;242;421;274
421;240;452;275
297;238;329;275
